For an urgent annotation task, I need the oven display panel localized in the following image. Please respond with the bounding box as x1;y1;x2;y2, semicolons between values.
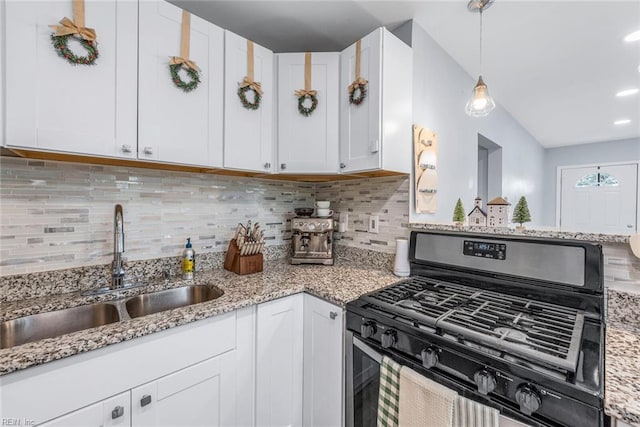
463;240;506;260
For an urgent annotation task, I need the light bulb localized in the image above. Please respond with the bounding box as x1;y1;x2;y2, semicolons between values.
466;76;495;117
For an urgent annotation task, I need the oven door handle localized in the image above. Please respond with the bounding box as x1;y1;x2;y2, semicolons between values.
353;336;382;363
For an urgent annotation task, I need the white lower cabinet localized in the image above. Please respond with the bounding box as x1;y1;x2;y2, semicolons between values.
0;308;254;427
256;293;305;427
2;294;343;427
40;391;130;427
303;294;344;427
131;353;235;427
255;293;344;427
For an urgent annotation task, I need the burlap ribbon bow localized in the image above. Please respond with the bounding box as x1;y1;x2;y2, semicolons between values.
49;16;96;41
240;76;264;95
295;88;317;97
348;77;368;94
170;56;199;71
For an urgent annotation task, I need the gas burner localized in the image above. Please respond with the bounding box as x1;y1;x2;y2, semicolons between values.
495;327;529;342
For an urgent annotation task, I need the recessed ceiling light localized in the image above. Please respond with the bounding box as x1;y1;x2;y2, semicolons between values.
625;30;640;42
614;119;631;125
616;88;639;97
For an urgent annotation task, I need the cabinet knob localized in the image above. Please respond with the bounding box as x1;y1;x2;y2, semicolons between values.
111;406;124;419
143;146;153;155
281;163;287;170
121;145;133;153
329;311;337;320
140;394;152;407
264;162;271;169
340;163;346;169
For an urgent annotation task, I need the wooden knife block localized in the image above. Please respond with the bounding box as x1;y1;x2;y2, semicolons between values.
224;239;263;275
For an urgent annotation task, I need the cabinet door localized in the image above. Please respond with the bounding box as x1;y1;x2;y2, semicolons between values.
131;355;233;427
277;52;340;174
339;29;382;173
256;294;304;427
40;391;130;427
303;294;344;427
224;31;274;173
138;1;224;167
4;0;137;158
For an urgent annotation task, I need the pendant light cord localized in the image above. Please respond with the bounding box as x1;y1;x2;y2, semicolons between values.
479;8;483;75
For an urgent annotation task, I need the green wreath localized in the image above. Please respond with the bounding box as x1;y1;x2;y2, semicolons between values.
297;94;318;117
50;34;98;65
348;82;367;106
238;86;261;110
169;63;200;93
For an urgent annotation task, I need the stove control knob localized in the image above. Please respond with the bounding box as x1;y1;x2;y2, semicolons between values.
473;369;497;395
420;348;439;369
381;330;397;349
515;384;542;415
360;322;377;339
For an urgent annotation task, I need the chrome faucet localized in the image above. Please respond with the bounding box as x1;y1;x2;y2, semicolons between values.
111;204;125;289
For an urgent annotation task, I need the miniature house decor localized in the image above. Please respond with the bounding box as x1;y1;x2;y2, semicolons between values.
486;196;511;227
467;197;487;226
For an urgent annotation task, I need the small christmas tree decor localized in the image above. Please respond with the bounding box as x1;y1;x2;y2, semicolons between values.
453;198;465;226
512;196;532;228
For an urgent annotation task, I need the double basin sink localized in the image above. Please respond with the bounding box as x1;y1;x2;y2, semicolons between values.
0;284;224;350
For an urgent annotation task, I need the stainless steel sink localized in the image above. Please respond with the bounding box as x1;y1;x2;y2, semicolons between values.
0;303;120;349
125;285;224;319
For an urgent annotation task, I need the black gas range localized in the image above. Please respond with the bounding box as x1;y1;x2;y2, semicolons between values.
346;230;607;427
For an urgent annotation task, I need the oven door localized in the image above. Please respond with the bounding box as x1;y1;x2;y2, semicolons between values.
345;332;532;427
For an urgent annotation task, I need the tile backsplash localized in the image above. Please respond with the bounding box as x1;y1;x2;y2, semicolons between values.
2;157;638;297
316;176;411;253
0;157;314;275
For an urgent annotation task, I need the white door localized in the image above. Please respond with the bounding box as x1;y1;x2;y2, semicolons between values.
256;294;304;427
339;28;382;173
138;1;224;167
223;31;274;173
277;52;340;174
303;294;343;427
41;392;130;427
560;163;638;234
4;0;138;158
131;355;229;427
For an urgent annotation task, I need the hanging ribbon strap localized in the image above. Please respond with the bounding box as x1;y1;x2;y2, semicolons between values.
239;40;264;95
49;0;96;41
348;39;368;93
295;52;317;97
169;11;199;71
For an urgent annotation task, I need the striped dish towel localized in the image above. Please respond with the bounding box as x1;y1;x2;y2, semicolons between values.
377;356;402;427
453;395;499;427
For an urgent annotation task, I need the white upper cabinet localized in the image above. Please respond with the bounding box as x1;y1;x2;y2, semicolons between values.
138;1;224;167
339;27;412;174
223;31;274;173
4;0;138;158
276;52;340;174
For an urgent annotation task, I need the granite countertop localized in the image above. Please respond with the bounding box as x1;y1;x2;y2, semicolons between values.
408;223;630;243
2;260;639;426
0;259;399;376
605;324;640;426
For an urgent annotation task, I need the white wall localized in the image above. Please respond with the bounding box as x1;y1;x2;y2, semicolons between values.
408;22;545;226
542;137;640;225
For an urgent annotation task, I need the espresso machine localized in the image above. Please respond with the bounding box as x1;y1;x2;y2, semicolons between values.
291;217;334;265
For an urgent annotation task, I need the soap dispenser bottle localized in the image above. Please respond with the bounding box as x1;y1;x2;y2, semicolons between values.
182;238;195;279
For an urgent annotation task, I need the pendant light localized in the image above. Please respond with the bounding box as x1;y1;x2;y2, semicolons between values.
466;0;496;117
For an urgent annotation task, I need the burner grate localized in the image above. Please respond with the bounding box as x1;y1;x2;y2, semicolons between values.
362;277;585;373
